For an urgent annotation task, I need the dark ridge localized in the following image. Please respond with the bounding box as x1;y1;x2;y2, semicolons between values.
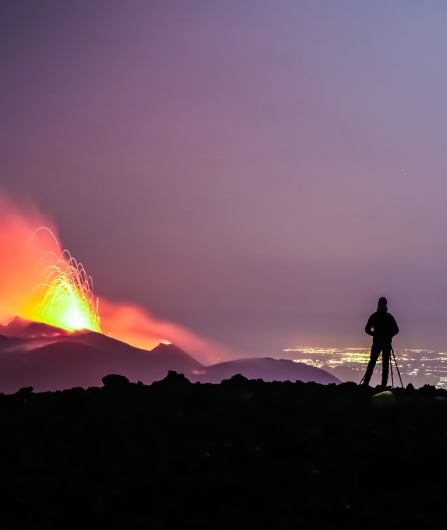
0;373;445;528
102;374;130;388
0;319;338;392
0;335;206;393
194;356;340;384
2;316;70;338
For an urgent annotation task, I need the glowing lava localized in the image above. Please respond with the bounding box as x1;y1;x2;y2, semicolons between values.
25;237;101;332
0;194;229;364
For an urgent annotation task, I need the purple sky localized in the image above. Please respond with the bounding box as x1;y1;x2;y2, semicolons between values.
1;1;447;357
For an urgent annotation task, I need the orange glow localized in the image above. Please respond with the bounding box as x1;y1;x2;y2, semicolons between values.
0;192;231;365
24;240;101;332
0;195;60;324
98;300;228;364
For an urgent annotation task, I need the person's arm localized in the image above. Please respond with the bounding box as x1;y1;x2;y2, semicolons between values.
365;315;375;336
391;316;399;337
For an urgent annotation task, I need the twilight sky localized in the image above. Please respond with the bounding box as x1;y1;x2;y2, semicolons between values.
1;0;447;357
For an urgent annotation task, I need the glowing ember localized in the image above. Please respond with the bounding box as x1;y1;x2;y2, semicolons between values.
24;231;101;332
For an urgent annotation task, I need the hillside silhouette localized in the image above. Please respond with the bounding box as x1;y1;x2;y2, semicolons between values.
0;318;204;392
0;374;445;528
193;357;340;384
0;318;339;392
0;316;71;338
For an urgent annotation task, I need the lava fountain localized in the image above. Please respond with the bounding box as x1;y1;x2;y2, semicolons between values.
0;192;231;364
25;239;101;332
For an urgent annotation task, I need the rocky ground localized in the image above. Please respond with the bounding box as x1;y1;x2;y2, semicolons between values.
1;372;446;529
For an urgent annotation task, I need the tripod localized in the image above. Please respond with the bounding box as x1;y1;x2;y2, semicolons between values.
389;346;404;388
360;345;404;388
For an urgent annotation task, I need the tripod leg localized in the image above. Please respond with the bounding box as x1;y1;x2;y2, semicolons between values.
389;350;394;388
391;346;404;388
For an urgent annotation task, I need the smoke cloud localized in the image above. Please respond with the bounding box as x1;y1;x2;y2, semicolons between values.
0;192;230;365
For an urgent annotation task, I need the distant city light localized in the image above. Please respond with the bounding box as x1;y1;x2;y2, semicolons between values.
284;346;447;389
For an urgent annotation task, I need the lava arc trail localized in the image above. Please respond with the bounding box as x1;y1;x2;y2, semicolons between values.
0;195;231;364
24;229;101;332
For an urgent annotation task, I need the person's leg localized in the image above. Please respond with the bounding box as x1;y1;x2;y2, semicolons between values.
363;343;381;385
381;344;391;387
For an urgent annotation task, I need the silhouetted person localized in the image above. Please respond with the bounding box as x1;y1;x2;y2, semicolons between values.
363;297;399;387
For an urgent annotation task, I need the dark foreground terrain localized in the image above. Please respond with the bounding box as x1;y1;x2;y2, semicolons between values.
1;373;447;529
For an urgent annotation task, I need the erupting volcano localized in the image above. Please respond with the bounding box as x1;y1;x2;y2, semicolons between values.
0;194;340;391
24;233;101;333
0;194;232;365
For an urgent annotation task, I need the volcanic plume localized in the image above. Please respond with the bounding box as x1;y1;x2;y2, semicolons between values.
0;193;229;365
0;192;342;390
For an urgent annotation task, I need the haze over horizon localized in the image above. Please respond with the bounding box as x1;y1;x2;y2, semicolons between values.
2;1;447;358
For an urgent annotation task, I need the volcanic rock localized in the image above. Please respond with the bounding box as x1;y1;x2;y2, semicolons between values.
0;379;445;528
158;370;192;386
15;386;33;395
102;374;130;388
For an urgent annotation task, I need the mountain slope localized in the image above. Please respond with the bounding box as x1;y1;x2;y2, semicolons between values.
0;320;204;393
193;357;340;384
0;317;70;338
0;318;339;392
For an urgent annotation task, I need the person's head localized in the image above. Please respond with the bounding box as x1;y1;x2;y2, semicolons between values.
378;297;387;310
